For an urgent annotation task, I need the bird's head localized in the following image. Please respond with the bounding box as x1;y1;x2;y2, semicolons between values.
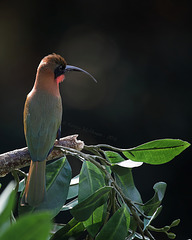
37;53;97;86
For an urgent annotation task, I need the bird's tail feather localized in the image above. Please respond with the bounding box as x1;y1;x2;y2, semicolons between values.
21;160;46;207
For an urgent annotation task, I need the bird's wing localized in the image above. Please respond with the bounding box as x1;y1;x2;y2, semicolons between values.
24;92;62;162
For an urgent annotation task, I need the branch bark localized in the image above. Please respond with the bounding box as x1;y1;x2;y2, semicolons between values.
0;135;84;177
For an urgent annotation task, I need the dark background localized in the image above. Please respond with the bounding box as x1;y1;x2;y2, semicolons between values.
0;1;191;239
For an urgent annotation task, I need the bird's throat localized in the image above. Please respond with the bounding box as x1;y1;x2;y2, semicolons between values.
56;74;65;86
34;74;61;97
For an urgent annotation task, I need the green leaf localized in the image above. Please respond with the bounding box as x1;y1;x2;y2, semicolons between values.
51;224;64;235
105;151;125;163
166;232;176;239
36;157;72;215
84;204;107;237
112;166;143;204
19;157;72;217
116;160;143;168
0;182;16;235
78;161;107;236
128;232;150;240
67;175;79;200
143;206;162;231
170;219;180;227
96;204;130;240
0;212;52;240
50;218;85;240
143;182;166;216
105;151;143;168
78;161;105;202
18;179;25;192
123;139;190;165
127;216;137;239
61;198;78;211
71;186;112;221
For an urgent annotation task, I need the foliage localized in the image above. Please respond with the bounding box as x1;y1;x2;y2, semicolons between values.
0;182;52;240
0;138;190;240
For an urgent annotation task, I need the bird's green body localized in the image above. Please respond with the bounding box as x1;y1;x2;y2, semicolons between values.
24;89;62;162
22;89;62;206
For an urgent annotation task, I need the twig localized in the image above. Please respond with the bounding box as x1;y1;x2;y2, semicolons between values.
0;135;84;177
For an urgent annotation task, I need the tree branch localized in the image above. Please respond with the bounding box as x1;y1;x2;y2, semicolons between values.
0;135;84;177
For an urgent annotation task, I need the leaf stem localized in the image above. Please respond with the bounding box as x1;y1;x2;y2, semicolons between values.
84;144;129;153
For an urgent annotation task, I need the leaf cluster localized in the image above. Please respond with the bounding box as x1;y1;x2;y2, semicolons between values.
0;138;190;240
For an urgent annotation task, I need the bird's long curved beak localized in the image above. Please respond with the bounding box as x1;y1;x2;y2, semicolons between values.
65;65;97;83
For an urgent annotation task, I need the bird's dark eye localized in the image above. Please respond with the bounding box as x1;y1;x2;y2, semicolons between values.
54;65;65;78
59;65;64;71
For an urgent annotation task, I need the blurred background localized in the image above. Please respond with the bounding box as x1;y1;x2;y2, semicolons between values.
0;0;191;239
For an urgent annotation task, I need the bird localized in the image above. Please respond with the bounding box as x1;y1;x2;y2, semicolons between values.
21;53;96;207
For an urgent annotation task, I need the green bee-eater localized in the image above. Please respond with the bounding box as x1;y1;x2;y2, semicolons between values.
21;53;96;206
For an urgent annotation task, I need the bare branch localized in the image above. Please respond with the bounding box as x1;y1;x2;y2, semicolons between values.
0;135;84;177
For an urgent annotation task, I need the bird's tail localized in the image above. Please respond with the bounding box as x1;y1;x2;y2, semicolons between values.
21;160;46;207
